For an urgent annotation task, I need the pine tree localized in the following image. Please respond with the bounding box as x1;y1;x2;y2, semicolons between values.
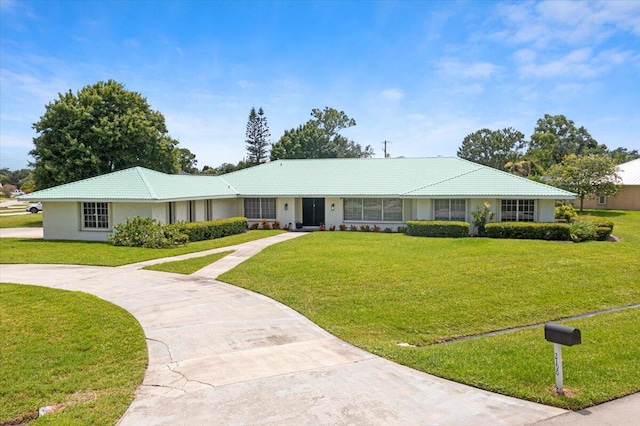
246;107;270;165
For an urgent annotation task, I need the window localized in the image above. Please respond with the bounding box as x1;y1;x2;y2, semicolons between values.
434;199;466;221
501;200;535;222
82;202;109;229
244;198;276;219
343;198;403;222
598;195;607;205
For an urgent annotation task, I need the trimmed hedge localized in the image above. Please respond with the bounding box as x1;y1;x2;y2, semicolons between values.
485;222;570;241
406;220;470;238
169;217;248;242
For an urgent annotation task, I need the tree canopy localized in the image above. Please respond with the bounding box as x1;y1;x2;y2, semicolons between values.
547;154;621;212
270;107;374;160
245;107;271;165
30;80;181;189
457;128;526;170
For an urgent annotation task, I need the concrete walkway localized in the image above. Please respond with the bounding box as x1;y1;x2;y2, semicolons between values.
0;232;590;425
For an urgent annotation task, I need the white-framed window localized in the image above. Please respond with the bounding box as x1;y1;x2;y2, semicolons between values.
598;195;607;205
434;199;466;221
82;202;110;230
501;199;535;222
244;198;276;219
343;198;403;222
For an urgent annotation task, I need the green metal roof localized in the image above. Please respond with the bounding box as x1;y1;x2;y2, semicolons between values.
20;158;575;202
19;167;237;201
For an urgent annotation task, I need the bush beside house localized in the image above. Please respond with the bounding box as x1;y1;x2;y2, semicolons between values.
406;221;470;238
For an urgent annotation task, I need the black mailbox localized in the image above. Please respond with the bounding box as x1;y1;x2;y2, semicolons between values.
544;323;581;346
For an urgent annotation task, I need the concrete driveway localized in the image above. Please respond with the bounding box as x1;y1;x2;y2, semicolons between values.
1;233;571;425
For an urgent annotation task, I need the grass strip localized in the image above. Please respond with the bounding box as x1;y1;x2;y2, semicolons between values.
143;251;232;274
0;230;284;266
0;284;147;424
391;308;640;410
0;213;42;228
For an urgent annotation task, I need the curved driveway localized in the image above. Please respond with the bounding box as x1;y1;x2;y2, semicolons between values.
1;233;569;425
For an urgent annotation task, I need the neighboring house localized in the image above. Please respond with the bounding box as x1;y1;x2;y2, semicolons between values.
19;157;575;241
581;158;640;211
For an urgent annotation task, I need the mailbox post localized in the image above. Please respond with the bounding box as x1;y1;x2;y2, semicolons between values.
544;323;581;396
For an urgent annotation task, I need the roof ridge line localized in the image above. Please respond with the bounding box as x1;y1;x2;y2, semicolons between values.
136;167;159;199
402;166;483;195
217;176;239;194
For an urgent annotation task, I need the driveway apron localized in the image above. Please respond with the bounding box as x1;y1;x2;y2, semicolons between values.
1;233;567;425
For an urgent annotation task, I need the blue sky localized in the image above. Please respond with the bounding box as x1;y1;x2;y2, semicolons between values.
1;0;639;170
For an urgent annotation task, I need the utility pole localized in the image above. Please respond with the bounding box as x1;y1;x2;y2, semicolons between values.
382;140;392;158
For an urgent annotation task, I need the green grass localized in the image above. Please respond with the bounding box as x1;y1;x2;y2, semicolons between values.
0;230;284;266
395;308;640;410
0;284;147;424
219;210;640;409
0;213;42;227
143;251;233;274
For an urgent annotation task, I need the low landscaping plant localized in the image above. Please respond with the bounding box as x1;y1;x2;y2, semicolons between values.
568;219;598;243
574;216;614;241
555;204;578;222
170;217;248;242
109;216;188;248
406;220;469;238
471;201;494;236
485;222;570;241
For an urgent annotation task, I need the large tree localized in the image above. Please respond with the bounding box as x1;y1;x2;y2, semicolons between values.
457;127;526;170
270;107;374;160
30;80;180;189
528;114;606;170
178;148;198;174
547;154;621;212
245;107;271;165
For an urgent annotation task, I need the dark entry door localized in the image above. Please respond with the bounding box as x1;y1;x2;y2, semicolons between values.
302;198;325;226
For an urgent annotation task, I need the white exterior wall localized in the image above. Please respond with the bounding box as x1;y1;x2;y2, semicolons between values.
212;199;239;219
277;197;296;229
42;202;114;242
324;197;342;229
537;199;556;222
415;199;433;220
112;203;155;225
151;204;169;223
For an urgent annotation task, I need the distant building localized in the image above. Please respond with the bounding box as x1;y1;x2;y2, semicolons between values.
581;158;640;211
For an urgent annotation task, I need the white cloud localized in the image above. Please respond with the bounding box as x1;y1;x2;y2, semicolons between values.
437;58;501;79
380;88;404;101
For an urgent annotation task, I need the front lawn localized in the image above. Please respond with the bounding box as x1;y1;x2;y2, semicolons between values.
0;284;147;424
219;211;640;409
0;230;284;266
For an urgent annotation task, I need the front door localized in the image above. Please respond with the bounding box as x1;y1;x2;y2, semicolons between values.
302;198;325;226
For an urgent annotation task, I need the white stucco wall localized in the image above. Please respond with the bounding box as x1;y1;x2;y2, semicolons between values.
324;197;342;229
42;202;114;242
277;197;296;229
415;199;433;220
537;199;556;222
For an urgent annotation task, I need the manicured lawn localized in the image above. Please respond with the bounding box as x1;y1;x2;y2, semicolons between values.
0;284;147;424
0;230;284;266
219;211;640;409
0;213;42;227
143;251;232;274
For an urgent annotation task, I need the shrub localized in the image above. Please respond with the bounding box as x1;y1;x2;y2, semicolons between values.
250;222;259;230
575;216;614;241
283;223;290;231
272;220;281;230
471;201;494;236
329;225;336;231
261;219;271;230
569;220;598;242
109;216;189;248
555;205;577;222
318;224;325;231
485;222;570;241
396;226;406;233
384;227;392;233
360;224;371;232
349;225;358;231
406;221;470;238
372;225;382;232
170;217;248;242
339;224;347;231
